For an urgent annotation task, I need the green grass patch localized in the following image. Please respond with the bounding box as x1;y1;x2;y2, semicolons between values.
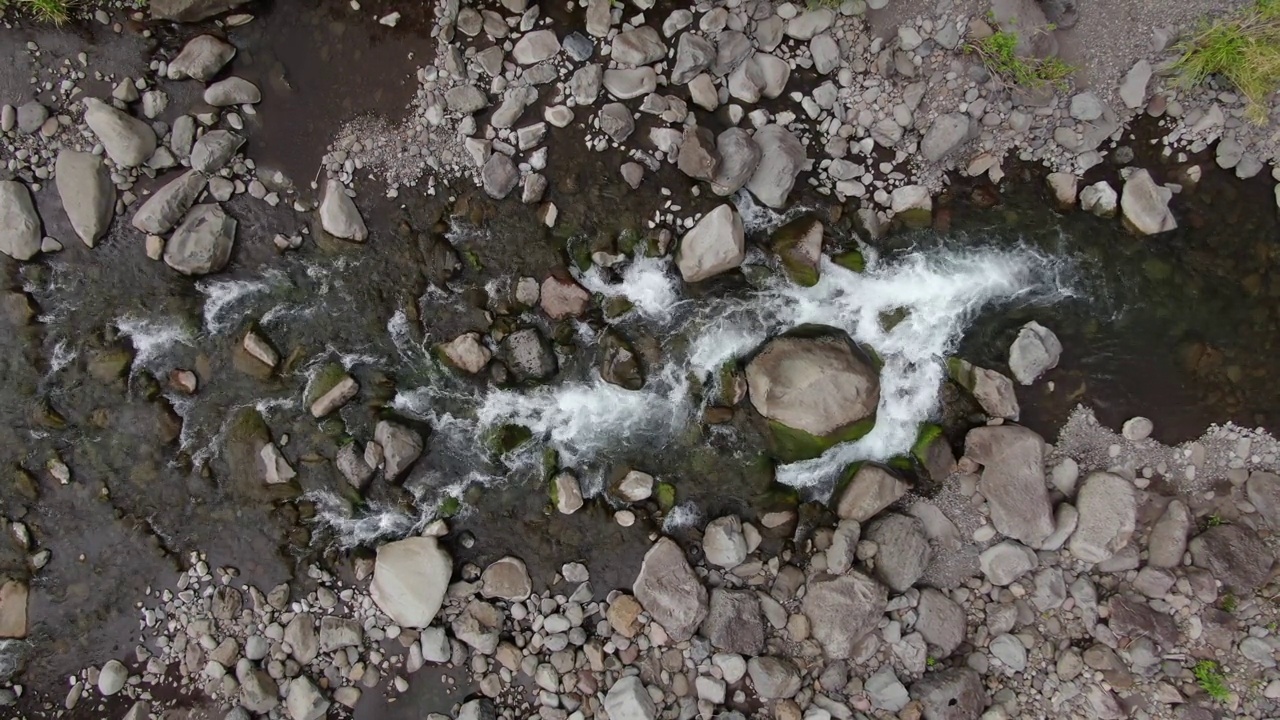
967;30;1075;89
1192;659;1231;702
6;0;75;24
1174;0;1280;122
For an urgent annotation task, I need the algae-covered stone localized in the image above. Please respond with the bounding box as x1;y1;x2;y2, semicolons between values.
770;215;823;286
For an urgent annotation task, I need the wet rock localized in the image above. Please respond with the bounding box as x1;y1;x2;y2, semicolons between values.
703;516;748;569
603;68;658;99
675;203;744;282
553;472;583;514
979;541;1036;586
836;465;909;521
55;150;114;248
84;98;157;167
866;514;930;592
133;170;208;235
513;30;561;64
500;327;557;382
770;216;822;286
204;77;261;106
373;421;423;481
891;185;932;223
950;359;1020;419
0;581;28;639
612;26;665;66
1147;499;1190;568
370;536;451;627
336;444;374;490
785;9;834;39
482;154;519;200
701;589;764;655
241;329;279;370
1046;172;1078;209
164;204;236;276
1120;169;1176;235
910;668;986;720
1068;472;1136;563
563;31;593;61
599;331;644;390
1080;181;1118;217
439;332;492;374
540;276;591;319
802;572;887;659
604;676;656;720
168;34;236;81
747;656;802;699
597;102;635;143
964;425;1054;546
0;181;42;262
671;33;716;84
921;113;971;162
745;124;805;208
866;666;910;711
309;375;358;418
151;0;250;22
319;180;368;242
1190;524;1275;592
633;537;708;642
710;128;761;196
677;125;720;182
285;676;329;720
191;130;245;174
746;335;880;438
481;556;532;601
916;588;966;657
1069;92;1107;121
260;442;295;484
1008;320;1061;385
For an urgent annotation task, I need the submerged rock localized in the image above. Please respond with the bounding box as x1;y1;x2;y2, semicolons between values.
599;331;644;390
770;215;823;286
55;150;114;247
164;204;236;276
746;334;880;438
370;536;452;628
632;537;707;641
675;204;745;282
0;181;42;261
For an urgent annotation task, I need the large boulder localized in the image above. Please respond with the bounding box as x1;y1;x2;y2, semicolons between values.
55;150;114;247
747;657;802;699
133;170;208;235
164;204;236;276
921;113;971;162
909;668;987;720
83;98;156;168
1007;321;1061;385
801;572;887;659
369;536;452;628
1246;471;1280;529
632;537;708;642
964;425;1053;547
167;34;237;81
866;514;930;592
710;127;761;196
949;358;1020;419
480;556;532;601
285;676;329;720
915;588;966;657
373;420;423;481
1189;524;1275;593
746;334;880;440
1067;472;1136;563
700;588;764;655
671;33;716;84
612;26;665;66
513;30;561;64
190;130;245;174
320;180;368;242
0;181;42;261
604;676;657;720
745;124;805;208
978;541;1036;586
500;327;557;382
675;204;745;282
151;0;250;21
1120;168;1176;235
836;464;909;521
769;215;823;286
1146;499;1190;568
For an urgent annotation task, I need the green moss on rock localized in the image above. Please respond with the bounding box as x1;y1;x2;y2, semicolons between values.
766;416;876;463
834;251;865;272
485;424;533;456
305;362;351;408
655;482;677;511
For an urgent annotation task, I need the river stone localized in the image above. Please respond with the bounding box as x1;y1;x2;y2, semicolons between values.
801;572;888;659
1120;168;1176;235
746;335;880;438
866;514;930;592
54;150;114;248
866;666;910;711
675;203;745;282
83;98;157;168
1107;594;1178;649
481;556;532;601
612;26;665;66
571;64;603;105
482;154;519;200
703;516;748;569
0;181;42;261
1046;172;1078;209
310;376;358;418
370;537;451;628
98;660;127;695
700;588;764;655
745;124;805;208
835;464;908;522
151;0;250;21
284;613;318;664
1246;472;1280;529
1008;320;1061;385
373;420;422;481
1119;60;1152;109
1147;499;1190;568
965;425;1054;546
336;444;374;489
785;8;834;39
286;676;329;720
1068;472;1136;563
688;73;718;111
15;102;46;135
168;34;236;81
204;77;262;106
604;676;656;720
500;327;557;382
671;33;715;84
811;33;839;74
260;442;294;483
439;332;491;374
164;204;236;276
1190;524;1275;592
710;128;761;196
755;54;791;98
950;359;1019;419
979;541;1036;586
540;276;590;319
747;657;802;699
1080;181;1118;217
445;85;488;114
0;581;28;638
553;472;583;514
597;102;635;143
604;68;658;99
727;57;766;103
513;29;561;64
1069;91;1106;121
678;125;720;181
191;130;245;174
770;215;822;286
238;664;279;713
319;180;368;242
921;113;971;162
133;170;207;235
915;588;965;657
989;633;1027;672
633;537;708;642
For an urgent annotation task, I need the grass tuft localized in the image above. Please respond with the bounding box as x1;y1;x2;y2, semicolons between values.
1192;660;1231;702
6;0;75;24
966;30;1075;89
1174;0;1280;123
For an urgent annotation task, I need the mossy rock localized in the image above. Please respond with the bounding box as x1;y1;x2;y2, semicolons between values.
830;460;866;508
485;424;533;456
897;207;932;229
834;251;865;272
437;496;461;518
10;467;39;501
770;215;823;287
603;296;635;321
766;416;876;463
879;307;909;333
87;347;135;384
31;398;66;429
655;482;677;511
305;362;351;408
741;264;775;289
542;448;559;481
565;235;594;272
617;227;645;256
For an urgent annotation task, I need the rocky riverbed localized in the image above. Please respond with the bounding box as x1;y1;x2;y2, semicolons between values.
2;0;1280;719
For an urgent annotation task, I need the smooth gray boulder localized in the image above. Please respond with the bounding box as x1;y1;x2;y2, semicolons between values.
866;514;930;592
370;536;452;628
190;130;245;174
513;30;561;64
151;0;250;21
710;128;761;196
675;204;744;282
745;124;805;208
604;676;656;720
746;335;879;438
612;26;665;66
84;98;157;168
482;154;519;200
1008;320;1061;385
319;180;368;242
55;150;115;247
910;668;986;720
1067;472;1136;564
0;181;41;261
204;77;261;106
964;425;1054;546
1120;168;1176;235
632;537;708;642
921;113;971;162
167;34;237;81
133;170;208;235
373;420;423;481
836;465;909;522
164;204;236;276
671;33;716;84
802;572;887;659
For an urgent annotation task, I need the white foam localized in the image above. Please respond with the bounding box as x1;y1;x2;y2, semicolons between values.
309;491;423;549
198;269;288;335
577;256;684;323
662;501;703;533
115;316;195;370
